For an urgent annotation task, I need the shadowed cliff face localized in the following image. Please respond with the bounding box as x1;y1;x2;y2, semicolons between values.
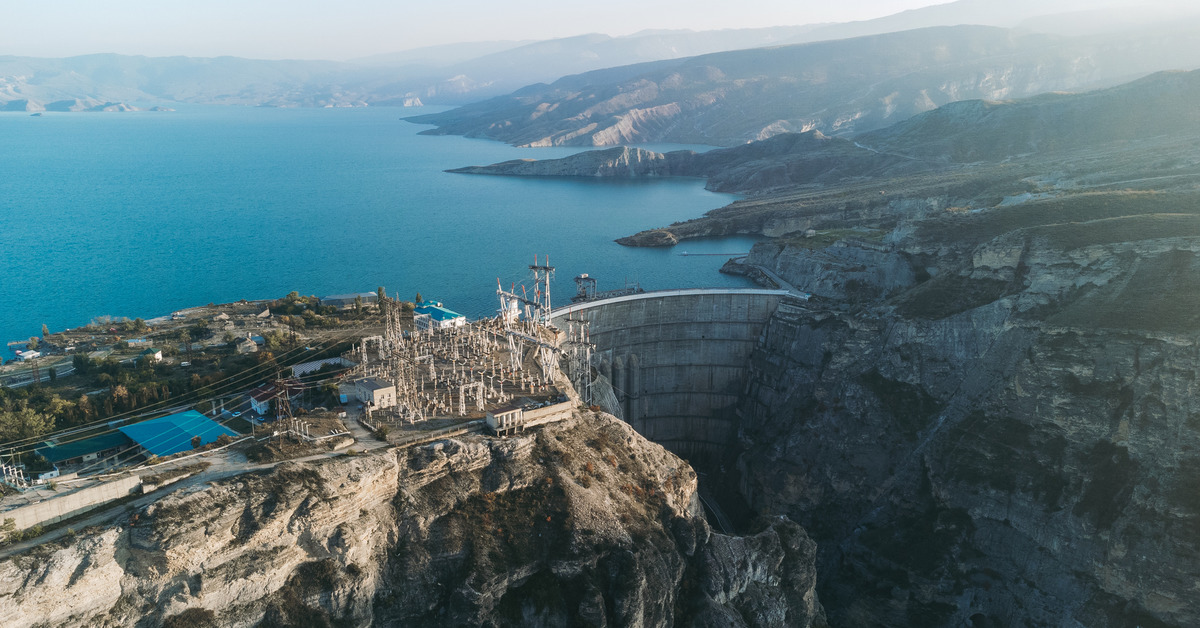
724;198;1200;627
0;412;825;628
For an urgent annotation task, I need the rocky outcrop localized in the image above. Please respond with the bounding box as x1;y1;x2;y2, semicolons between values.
726;197;1200;627
449;146;687;178
0;412;824;628
738;236;917;301
452;130;926;199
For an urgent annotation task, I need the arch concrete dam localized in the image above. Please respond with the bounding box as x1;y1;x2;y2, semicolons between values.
551;289;790;461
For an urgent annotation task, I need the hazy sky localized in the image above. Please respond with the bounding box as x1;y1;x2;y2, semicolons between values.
6;0;958;60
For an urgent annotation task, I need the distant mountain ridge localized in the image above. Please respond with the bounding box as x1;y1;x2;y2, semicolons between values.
858;70;1200;161
447;68;1200;194
3;0;1193;111
409;20;1200;147
0;26;832;110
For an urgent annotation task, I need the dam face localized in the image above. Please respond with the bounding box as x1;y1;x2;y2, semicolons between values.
551;289;788;461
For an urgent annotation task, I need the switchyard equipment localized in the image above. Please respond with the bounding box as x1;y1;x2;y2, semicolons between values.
347;267;568;431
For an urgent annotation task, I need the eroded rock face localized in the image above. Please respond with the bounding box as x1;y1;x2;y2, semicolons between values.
0;412;824;628
734;218;1200;627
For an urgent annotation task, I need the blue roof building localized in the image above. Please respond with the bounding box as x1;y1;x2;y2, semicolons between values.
118;410;239;457
37;431;133;465
414;301;467;331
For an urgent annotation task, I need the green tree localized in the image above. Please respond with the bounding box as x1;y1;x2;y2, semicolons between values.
47;367;56;383
41;323;50;338
27;337;38;351
354;295;364;317
72;354;92;374
0;406;55;443
264;330;287;351
414;292;423;304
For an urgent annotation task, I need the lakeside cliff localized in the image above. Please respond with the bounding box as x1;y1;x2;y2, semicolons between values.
1;411;824;627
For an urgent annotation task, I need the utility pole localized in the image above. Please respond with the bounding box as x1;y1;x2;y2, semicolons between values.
529;254;555;325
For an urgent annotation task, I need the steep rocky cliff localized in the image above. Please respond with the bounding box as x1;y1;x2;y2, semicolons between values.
728;195;1200;627
0;412;824;628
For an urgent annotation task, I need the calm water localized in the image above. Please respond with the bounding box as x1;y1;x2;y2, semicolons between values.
0;106;756;347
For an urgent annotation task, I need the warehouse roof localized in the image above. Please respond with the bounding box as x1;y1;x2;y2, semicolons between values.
118;410;238;457
36;431;132;464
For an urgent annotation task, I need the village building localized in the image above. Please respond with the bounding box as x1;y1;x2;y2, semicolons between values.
248;380;303;416
413;301;467;331
236;337;258;354
249;384;276;415
140;348;162;363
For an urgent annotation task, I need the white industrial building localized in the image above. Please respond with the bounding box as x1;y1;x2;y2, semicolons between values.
486;405;526;437
413;301;467;331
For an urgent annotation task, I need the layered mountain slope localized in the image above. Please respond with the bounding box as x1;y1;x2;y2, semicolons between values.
409;21;1200;147
555;68;1200;243
0;412;825;628
859;69;1200;162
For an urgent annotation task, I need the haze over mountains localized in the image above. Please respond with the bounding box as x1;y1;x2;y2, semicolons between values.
411;19;1200;147
448;68;1200;195
3;0;1198;111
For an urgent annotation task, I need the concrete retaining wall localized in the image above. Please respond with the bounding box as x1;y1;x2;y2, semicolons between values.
552;290;785;461
524;401;574;429
4;475;142;531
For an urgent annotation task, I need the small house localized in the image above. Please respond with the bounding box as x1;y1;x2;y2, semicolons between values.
140;348;162;363
249;384;276;415
14;350;41;362
236;338;258;354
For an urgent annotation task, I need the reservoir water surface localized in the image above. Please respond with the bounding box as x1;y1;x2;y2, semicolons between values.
0;106;756;347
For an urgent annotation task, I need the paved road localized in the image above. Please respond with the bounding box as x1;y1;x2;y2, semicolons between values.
726;257;810;298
